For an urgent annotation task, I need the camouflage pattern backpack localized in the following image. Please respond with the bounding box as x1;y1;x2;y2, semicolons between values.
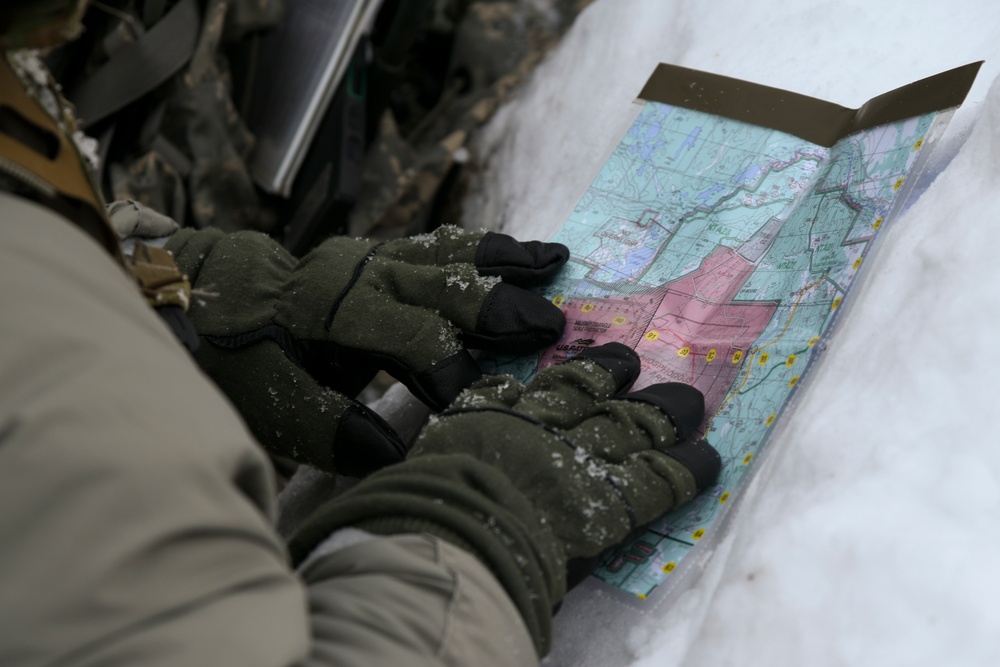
44;0;283;232
42;0;593;245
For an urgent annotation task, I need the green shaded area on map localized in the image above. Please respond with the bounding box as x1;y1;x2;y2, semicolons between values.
484;63;979;598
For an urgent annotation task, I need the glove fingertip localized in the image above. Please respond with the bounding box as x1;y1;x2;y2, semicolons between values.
572;342;641;394
660;438;721;493
476;232;570;284
625;383;705;439
534;240;570;274
470;283;566;351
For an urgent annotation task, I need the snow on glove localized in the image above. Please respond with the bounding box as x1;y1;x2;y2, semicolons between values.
165;225;568;475
286;343;721;656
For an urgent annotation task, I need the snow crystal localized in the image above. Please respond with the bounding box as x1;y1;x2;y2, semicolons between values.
444;273;471;291
551;451;565;468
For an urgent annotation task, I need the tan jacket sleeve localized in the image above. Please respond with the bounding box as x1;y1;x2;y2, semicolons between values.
0;192;537;667
299;531;538;667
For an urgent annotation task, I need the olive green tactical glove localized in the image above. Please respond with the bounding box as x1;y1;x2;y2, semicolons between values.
287;343;721;655
165;225;568;476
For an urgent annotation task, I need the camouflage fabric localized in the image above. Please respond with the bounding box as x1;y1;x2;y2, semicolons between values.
0;0;88;50
154;0;270;231
42;0;282;232
351;0;595;240
46;0;590;240
109;150;188;224
104;0;283;232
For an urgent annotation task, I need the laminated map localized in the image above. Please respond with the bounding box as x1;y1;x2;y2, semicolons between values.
484;62;981;598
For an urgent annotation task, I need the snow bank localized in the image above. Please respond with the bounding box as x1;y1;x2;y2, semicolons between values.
462;1;1000;664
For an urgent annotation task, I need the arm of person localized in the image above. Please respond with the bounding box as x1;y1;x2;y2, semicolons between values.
0;191;536;666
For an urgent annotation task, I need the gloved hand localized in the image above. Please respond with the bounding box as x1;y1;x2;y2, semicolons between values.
287;343;721;656
165;225;568;476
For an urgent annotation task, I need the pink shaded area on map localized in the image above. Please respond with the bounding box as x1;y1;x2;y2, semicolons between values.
539;244;778;421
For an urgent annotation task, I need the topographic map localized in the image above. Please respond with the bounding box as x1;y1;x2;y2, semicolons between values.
484;62;980;598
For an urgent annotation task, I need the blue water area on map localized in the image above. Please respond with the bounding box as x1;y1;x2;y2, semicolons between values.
630;117;665;176
733;164;762;184
695;183;726;204
592;245;658;282
673;126;701;159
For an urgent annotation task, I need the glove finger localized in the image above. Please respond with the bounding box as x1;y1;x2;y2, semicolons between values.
624;383;705;440
378;225;483;266
572;343;641;395
611;441;721;528
333;294;483;411
564;382;704;461
367;259;565;353
513;343;640;429
379;226;570;286
474;231;570;285
565;399;679;462
195;339;407;477
554;440;720;562
462;282;566;351
656;438;721;493
446;374;527;412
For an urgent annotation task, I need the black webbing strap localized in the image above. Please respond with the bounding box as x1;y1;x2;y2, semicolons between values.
142;0;170;27
68;0;201;128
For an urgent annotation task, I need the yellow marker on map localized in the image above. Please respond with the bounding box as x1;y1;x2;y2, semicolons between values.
582;303;595;312
678;346;690;357
732;350;743;364
706;349;717;362
645;331;659;341
552;295;564;306
663;562;677;573
758;352;769;366
613;316;627;325
765;413;777;426
873;216;883;230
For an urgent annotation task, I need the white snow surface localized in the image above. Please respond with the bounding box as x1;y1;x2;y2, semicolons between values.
460;1;1000;665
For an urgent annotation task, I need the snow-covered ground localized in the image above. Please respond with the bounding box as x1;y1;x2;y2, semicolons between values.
462;1;1000;665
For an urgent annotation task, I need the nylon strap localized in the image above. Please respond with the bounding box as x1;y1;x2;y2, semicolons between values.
0;56;124;266
143;0;169;27
68;0;201;128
